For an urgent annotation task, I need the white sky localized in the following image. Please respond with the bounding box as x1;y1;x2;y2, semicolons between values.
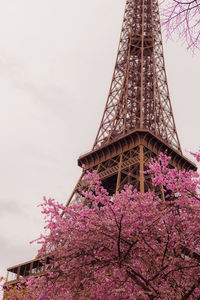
0;0;199;280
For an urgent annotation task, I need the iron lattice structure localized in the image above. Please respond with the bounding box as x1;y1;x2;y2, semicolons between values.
68;0;195;201
5;0;196;287
93;0;181;153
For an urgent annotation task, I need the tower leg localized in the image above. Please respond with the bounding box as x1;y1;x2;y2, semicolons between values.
139;145;144;194
64;172;85;209
115;154;123;194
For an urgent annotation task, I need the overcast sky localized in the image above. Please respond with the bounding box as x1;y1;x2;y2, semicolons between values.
0;0;199;281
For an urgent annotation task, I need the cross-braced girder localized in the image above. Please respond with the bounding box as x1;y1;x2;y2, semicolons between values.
75;130;195;202
93;0;181;153
5;0;197;290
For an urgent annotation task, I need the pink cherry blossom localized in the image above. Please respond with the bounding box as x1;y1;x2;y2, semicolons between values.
2;151;200;299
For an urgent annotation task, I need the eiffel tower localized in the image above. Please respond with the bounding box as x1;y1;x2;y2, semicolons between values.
5;0;196;287
66;0;195;204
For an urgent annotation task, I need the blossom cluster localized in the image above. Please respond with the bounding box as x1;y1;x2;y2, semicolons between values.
3;153;200;299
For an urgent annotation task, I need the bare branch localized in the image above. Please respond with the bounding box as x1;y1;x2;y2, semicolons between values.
160;0;200;51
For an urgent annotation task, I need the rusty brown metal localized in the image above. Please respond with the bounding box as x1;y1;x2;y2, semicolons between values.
93;0;181;153
76;129;195;196
71;0;196;199
5;0;197;288
139;145;144;193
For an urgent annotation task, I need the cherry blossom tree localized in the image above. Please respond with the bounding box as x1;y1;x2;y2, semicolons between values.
160;0;200;51
3;152;200;299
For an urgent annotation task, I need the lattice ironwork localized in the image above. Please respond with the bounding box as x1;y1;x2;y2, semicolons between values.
93;0;181;153
75;131;195;199
5;0;197;289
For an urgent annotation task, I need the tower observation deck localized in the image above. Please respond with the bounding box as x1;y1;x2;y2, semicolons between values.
5;0;196;287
